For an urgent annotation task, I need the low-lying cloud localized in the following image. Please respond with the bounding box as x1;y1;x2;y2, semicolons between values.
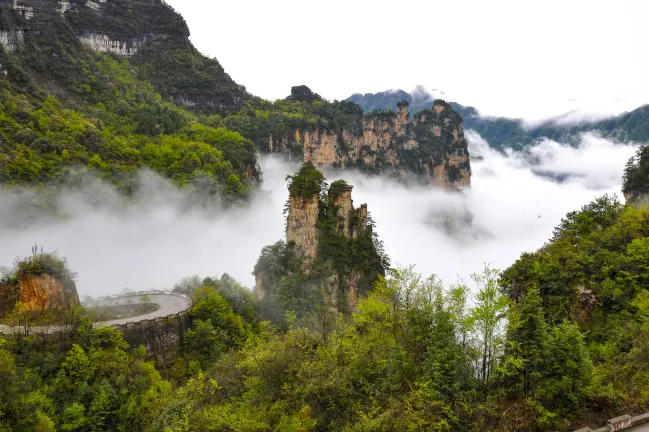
0;133;638;297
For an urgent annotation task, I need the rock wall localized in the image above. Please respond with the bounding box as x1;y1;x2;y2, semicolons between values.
17;273;79;312
0;272;79;316
113;311;191;367
0;30;24;52
286;194;320;267
294;101;472;190
0;0;187;55
78;32;149;57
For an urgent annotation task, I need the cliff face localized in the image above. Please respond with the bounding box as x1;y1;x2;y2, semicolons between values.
0;0;188;53
17;273;79;312
254;164;388;323
0;272;79;316
283;179;375;313
276;99;471;190
285;194;320;267
0;0;245;114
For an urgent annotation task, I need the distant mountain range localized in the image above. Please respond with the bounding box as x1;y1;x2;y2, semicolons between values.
347;87;649;150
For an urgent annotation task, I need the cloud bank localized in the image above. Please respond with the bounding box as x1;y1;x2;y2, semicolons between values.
0;134;638;297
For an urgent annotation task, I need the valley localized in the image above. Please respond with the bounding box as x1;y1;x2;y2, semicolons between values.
0;0;647;431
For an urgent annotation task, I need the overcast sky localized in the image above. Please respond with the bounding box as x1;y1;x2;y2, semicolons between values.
165;0;647;121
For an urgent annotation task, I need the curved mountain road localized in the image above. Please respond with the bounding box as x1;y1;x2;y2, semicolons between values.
0;293;191;334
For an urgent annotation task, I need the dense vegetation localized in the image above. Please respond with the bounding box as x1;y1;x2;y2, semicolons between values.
0;1;258;203
1;193;649;430
349;89;649;150
623;144;649;202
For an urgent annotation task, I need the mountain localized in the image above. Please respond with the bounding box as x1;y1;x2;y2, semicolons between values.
0;1;472;202
348;87;649;150
0;0;259;203
232;85;471;190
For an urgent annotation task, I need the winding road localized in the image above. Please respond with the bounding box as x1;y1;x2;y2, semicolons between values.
0;292;191;334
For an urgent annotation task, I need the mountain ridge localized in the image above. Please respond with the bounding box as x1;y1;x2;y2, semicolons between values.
348;87;649;150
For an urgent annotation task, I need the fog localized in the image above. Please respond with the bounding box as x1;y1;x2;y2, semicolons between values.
0;133;638;297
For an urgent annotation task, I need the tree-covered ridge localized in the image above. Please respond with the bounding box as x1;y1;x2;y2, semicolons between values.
501;195;649;421
220;90;366;160
220;87;471;188
0;6;258;201
131;36;247;115
348;88;649;150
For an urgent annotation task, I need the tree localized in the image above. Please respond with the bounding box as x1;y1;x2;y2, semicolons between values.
535;321;592;417
468;265;508;392
499;288;549;398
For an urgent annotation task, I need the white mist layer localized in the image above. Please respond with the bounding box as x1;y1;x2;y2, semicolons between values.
0;133;638;296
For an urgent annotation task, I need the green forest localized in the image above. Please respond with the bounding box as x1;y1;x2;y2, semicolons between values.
1;190;649;431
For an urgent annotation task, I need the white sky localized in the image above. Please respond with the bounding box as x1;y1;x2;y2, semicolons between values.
165;0;648;122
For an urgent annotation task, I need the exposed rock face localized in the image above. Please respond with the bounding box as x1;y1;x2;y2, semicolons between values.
254;273;265;300
17;273;79;312
286;194;320;268
0;0;245;113
0;272;79;316
328;182;368;239
295;101;471;190
0;30;24;52
0;0;187;55
78;32;149;57
254;166;387;325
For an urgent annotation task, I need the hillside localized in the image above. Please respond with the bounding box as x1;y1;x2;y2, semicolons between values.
0;1;472;200
2;188;649;430
349;87;649;150
0;0;259;203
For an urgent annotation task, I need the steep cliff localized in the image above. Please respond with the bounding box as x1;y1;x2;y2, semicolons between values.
285;193;320;267
0;0;245;114
0;253;79;317
229;87;472;191
253;163;388;327
349;86;649;151
15;273;79;312
300;100;471;190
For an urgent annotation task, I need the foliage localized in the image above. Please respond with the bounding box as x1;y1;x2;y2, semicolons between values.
623;145;649;201
501;195;649;422
0;12;258;202
286;162;327;198
131;36;247;115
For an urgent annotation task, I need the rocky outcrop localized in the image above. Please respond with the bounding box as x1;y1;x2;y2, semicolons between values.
0;272;79;316
328;182;368;239
78;32;149;57
289;100;471;190
286;194;320;268
0;0;186;55
255;165;387;322
0;0;246;113
17;273;79;312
